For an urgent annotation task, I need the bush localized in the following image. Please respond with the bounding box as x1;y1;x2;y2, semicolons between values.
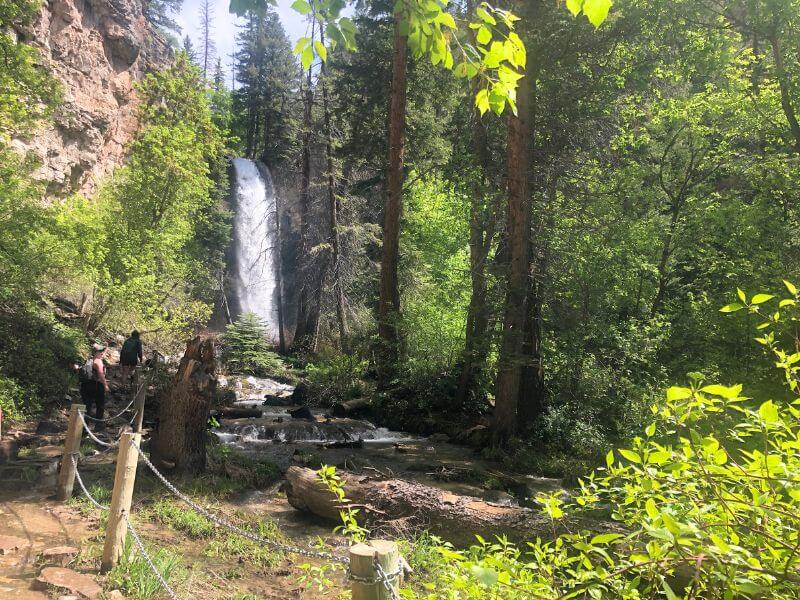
0;303;85;419
305;354;369;404
219;313;285;377
407;282;800;599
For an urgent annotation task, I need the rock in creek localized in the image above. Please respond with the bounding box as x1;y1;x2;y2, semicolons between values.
288;406;315;421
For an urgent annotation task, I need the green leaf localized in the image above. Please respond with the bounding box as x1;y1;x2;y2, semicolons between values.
645;498;659;519
758;400;779;424
605;449;614;467
666;386;692;401
566;0;583;16
737;288;747;302
619;449;642;464
583;0;612;27
645;422;656;437
591;533;623;545
700;384;741;399
436;12;456;29
475;89;490;115
470;565;498;587
294;37;311;54
301;46;314;70
314;41;328;62
784;280;798;296
476;6;496;25
476;25;492;45
719;303;744;313
751;294;775;305
291;0;312;15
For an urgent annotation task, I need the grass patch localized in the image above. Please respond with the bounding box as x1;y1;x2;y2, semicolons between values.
204;515;285;568
145;497;217;538
107;536;186;600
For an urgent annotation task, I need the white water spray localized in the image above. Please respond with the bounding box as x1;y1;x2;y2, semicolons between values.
231;158;281;342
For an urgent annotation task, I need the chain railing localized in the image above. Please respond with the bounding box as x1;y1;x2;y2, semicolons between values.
82;397;136;423
78;410;119;448
70;453;179;599
132;439;349;565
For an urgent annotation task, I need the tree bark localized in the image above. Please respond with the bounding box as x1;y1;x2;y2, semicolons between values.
455;0;496;407
493;55;533;446
376;14;409;385
151;337;216;474
285;466;605;547
320;30;350;353
294;30;319;352
769;28;800;153
518;177;553;431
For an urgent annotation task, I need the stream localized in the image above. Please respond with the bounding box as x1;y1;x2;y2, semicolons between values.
213;376;565;507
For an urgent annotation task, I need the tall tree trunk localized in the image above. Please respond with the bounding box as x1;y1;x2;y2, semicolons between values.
493;55;533;447
294;38;318;351
321;30;350;352
651;203;681;317
454;0;495;407
151;337;216;474
377;14;408;385
769;27;800;153
518;179;553;430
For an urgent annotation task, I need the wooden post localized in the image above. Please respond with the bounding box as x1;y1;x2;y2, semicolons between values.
350;540;400;600
133;377;146;433
101;431;141;572
56;403;85;501
131;366;140;402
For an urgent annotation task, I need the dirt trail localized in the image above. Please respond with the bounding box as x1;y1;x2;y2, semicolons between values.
0;490;94;598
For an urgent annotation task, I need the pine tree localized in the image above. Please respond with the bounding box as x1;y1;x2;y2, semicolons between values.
144;0;183;35
182;35;198;65
231;9;298;164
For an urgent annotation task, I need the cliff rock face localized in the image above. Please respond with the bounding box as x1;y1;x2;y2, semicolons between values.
13;0;171;196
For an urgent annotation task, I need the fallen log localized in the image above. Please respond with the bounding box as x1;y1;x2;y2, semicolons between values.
285;466;603;546
331;398;371;417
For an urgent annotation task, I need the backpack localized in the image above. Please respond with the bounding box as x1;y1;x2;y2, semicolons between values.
78;358;95;383
120;338;139;364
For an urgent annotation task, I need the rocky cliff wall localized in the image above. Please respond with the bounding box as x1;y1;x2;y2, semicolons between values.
12;0;172;196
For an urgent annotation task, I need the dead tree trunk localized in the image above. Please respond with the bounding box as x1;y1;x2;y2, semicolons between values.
285;467;606;547
151;337;216;475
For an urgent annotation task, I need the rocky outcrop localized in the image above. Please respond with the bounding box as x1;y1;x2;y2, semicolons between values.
12;0;172;196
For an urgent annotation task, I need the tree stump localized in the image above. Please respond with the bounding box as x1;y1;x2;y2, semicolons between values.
151;336;216;474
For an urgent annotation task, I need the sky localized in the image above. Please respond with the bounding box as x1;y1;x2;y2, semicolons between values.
175;0;310;85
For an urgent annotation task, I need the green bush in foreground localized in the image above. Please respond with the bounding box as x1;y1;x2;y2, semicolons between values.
410;282;800;599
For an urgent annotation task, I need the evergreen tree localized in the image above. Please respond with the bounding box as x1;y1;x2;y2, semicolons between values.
182;35;198;64
231;9;299;165
144;0;183;36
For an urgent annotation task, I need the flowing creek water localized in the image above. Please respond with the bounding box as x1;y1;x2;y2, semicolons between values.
213;376;565;507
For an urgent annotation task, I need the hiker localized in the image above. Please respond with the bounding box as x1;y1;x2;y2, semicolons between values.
119;330;143;386
78;343;109;425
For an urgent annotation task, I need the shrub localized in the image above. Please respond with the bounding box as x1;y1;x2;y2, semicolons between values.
305;354;369;404
0;303;85;418
219;313;284;377
408;282;800;599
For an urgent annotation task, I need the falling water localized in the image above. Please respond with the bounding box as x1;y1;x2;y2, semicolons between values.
231;158;281;342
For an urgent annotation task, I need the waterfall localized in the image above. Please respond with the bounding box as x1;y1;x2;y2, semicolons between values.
231;158;282;343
